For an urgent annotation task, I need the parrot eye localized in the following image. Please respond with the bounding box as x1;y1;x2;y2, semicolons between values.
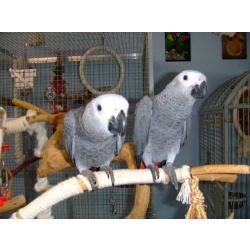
183;75;188;80
97;104;102;111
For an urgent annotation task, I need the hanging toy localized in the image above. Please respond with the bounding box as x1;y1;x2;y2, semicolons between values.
0;108;26;213
0;142;26;213
185;175;207;219
0;146;12;208
50;51;68;114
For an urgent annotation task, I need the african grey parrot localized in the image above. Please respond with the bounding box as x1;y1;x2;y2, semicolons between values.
63;93;129;190
133;70;207;190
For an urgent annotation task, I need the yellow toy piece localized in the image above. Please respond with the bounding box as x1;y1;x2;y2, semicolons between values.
185;175;207;219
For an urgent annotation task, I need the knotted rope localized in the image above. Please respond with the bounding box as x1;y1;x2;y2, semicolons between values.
185;175;207;219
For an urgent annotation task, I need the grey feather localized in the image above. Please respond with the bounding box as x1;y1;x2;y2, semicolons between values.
133;70;207;188
63;94;129;177
133;95;152;167
180;116;191;149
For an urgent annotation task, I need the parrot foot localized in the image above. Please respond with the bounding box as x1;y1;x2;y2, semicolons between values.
162;162;178;190
81;169;97;190
100;166;115;186
147;164;160;183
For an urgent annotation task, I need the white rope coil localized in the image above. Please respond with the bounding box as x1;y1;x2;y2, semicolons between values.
6;116;31;134
36;208;54;219
26;110;48;158
77;174;94;191
6;116;29;162
11;176;84;219
175;165;191;183
5;110;48;158
34;176;53;219
10;166;191;219
34;176;53;193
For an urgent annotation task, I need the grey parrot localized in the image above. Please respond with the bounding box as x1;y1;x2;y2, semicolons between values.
133;70;207;190
63;93;129;190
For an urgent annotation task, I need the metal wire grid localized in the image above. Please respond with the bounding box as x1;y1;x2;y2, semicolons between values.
67;165;137;219
0;132;39;219
199;72;250;111
199;113;224;165
199;71;250;218
0;32;154;219
227;106;250;218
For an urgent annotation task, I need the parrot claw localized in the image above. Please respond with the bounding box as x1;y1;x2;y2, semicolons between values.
162;162;178;190
147;164;160;183
81;169;97;190
101;166;115;186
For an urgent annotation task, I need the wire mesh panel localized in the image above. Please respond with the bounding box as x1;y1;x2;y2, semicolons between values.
199;70;250;218
0;32;154;219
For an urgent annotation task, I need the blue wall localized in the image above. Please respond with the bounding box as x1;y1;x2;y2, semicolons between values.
152;32;250;219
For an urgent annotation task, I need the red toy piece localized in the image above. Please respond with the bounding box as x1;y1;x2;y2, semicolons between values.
51;51;68;114
2;142;10;153
0;191;7;207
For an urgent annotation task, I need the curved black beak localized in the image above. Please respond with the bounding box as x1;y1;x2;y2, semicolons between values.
108;110;127;136
191;81;207;99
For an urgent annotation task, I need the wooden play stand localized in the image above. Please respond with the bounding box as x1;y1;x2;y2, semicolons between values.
2;98;250;219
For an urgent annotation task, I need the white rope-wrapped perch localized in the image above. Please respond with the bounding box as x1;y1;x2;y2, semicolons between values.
4;110;48;158
10;166;190;219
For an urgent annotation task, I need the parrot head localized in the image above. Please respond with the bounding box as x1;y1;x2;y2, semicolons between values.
83;93;129;138
173;70;207;99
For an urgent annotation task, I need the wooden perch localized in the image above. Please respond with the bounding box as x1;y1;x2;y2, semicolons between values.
0;195;26;213
10;162;250;219
7;98;250;219
12;98;49;114
191;164;250;175
202;118;233;124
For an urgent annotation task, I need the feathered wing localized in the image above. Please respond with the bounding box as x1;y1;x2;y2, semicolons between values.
133;96;152;167
63;109;76;161
180;116;192;149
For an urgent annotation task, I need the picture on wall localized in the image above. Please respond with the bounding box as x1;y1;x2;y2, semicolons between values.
222;32;247;59
165;32;191;61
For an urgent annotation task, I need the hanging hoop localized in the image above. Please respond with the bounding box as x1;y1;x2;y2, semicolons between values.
233;86;250;138
233;86;250;157
79;46;125;95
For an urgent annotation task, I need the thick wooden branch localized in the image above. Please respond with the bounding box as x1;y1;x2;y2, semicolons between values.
191;164;250;175
12;98;49;114
8;98;250;219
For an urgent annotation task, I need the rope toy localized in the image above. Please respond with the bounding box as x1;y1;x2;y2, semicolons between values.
185;175;207;219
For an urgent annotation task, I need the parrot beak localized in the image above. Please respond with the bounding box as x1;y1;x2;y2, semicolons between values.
191;81;207;99
108;110;127;136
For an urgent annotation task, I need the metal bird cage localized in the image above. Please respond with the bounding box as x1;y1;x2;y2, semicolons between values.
199;70;250;219
0;32;154;219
